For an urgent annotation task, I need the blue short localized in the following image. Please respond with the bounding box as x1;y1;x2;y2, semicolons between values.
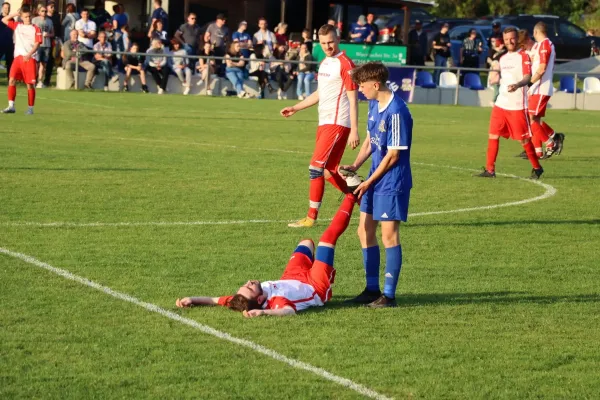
360;188;410;222
38;47;51;63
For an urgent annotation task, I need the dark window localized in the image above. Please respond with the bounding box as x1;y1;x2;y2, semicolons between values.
558;21;585;39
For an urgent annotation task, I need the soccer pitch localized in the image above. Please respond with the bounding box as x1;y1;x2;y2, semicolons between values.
1;90;599;399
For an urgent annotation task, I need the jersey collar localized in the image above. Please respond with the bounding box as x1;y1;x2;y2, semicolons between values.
378;92;395;113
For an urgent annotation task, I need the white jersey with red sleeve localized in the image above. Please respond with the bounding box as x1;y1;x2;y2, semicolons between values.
530;38;555;97
495;50;532;111
7;21;42;60
317;51;357;128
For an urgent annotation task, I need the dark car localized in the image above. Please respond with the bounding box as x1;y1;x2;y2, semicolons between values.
422;18;475;44
374;8;436;43
493;15;600;60
449;24;518;67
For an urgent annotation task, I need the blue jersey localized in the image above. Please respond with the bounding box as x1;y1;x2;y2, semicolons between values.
366;91;413;195
350;24;372;43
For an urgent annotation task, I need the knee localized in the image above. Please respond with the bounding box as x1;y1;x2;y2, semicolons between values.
357;224;375;243
309;165;324;180
298;239;315;254
381;230;399;248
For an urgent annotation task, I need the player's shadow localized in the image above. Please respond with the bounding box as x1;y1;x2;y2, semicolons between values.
315;291;600;312
406;219;599;228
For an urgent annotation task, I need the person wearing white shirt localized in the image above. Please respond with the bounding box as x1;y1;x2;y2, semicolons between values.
74;9;96;48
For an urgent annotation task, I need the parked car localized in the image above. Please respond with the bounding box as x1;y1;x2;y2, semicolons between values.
374;8;435;43
422;18;475;44
448;24;517;68
493;15;600;60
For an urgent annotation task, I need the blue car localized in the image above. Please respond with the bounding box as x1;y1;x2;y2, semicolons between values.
448;24;518;68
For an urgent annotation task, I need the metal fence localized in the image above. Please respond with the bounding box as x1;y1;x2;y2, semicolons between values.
73;48;597;109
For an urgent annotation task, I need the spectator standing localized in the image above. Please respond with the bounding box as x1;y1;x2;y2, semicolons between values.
175;13;201;56
90;0;111;31
408;20;427;66
350;15;374;44
224;41;249;98
148;19;168;48
206;13;229;57
0;2;14;74
61;3;79;42
275;22;288;46
295;43;315;100
146;38;169;94
271;44;293;100
111;4;127;54
123;42;148;92
327;18;341;37
487;21;502;58
460;28;483;83
196;41;215;95
392;24;403;44
93;31;117;91
431;22;451;84
301;29;312;53
170;40;191;95
232;20;252;58
75;9;97;49
366;13;379;42
61;29;95;89
149;0;168;34
32;4;54;88
248;42;273;98
44;1;59;87
253;17;276;56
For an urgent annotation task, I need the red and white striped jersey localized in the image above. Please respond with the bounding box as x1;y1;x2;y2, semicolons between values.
530;38;555;97
495;49;532;111
317;52;357;128
7;21;42;60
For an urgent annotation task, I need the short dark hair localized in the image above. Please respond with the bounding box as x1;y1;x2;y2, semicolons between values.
20;4;30;13
503;26;517;35
228;294;262;312
318;23;337;37
534;21;547;35
518;29;530;49
154;0;162;5
351;61;388;85
80;8;89;14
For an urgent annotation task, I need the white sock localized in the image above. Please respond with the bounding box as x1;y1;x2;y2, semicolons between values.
8;100;14;108
28;105;33;111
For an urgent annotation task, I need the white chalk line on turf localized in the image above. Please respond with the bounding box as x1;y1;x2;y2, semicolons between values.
0;247;392;400
3;163;557;228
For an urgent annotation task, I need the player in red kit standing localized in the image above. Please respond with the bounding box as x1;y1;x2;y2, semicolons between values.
528;22;564;159
475;27;544;180
280;23;360;228
1;5;41;115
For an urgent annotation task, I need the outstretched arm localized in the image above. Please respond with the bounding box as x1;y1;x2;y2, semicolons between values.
176;296;220;307
243;306;296;318
280;90;319;117
340;132;373;173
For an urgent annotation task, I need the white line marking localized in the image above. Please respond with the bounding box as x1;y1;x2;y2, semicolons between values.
2;163;557;228
0;247;392;400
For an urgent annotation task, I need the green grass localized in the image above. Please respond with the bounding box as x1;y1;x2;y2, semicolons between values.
1;89;600;399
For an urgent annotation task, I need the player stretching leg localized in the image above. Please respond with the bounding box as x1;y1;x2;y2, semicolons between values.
281;23;360;228
176;192;358;317
1;6;41;115
341;62;413;308
528;22;564;159
475;27;544;180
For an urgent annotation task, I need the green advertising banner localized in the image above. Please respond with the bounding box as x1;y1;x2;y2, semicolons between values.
312;43;407;65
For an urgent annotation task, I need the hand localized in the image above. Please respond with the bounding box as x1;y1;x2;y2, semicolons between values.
347;129;360;149
353;180;371;200
507;84;518;93
338;164;357;174
280;106;297;118
176;297;193;308
43;32;48;37
243;309;264;318
23;55;31;62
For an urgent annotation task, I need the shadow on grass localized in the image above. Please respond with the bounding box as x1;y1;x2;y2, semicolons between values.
406;219;600;228
308;291;600;313
0;167;156;172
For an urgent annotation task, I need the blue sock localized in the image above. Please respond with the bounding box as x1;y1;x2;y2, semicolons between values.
383;245;402;299
294;245;314;261
362;246;380;292
315;246;335;266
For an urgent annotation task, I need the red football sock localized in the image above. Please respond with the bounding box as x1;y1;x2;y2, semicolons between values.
531;135;543;158
8;85;16;102
523;141;541;169
541;121;554;138
27;88;35;107
326;170;349;193
530;120;550;145
486;138;499;173
308;174;325;220
319;194;356;245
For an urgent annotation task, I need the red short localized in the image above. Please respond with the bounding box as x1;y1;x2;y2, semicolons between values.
528;94;551;117
281;251;336;303
310;124;351;170
9;56;37;85
489;106;531;141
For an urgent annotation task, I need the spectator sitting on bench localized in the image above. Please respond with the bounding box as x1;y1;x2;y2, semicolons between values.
225;41;250;98
93;31;118;91
271;43;294;100
248;42;274;99
170;39;192;95
295;43;315;100
61;29;96;89
146;38;169;94
123;42;148;93
196;41;215;94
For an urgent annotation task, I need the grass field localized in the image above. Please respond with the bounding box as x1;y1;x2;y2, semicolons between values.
1;90;600;399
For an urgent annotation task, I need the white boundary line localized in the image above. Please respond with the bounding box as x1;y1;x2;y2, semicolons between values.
0;246;392;400
2;163;557;228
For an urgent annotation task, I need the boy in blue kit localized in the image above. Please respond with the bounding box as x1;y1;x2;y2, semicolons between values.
340;62;413;308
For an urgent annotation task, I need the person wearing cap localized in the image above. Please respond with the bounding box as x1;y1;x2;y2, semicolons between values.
232;20;252;58
206;13;229;58
488;21;502;58
408;20;428;66
350;15;374;44
431;22;451;84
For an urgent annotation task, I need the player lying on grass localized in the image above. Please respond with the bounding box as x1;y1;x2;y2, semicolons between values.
176;192;360;318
